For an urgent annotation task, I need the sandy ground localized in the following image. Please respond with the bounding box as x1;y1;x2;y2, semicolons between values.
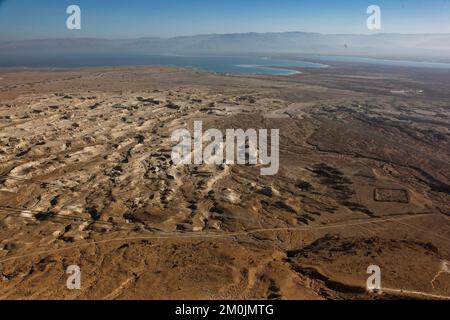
0;65;449;300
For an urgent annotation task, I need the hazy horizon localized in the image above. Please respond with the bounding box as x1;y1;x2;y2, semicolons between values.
2;1;450;63
4;29;450;42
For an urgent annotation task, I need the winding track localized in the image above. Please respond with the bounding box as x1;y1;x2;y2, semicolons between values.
0;212;447;264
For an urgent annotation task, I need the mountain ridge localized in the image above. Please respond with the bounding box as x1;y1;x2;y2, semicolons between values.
1;31;450;61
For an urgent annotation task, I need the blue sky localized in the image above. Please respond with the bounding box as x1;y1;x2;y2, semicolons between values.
0;0;449;40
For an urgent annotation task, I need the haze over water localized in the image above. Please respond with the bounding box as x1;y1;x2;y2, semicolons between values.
2;53;450;75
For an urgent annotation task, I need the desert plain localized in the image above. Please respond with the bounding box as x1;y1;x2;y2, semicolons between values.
0;62;449;299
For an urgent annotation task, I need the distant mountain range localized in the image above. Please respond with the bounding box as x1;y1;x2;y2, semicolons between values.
1;32;450;61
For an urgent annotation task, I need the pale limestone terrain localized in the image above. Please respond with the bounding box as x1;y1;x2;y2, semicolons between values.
0;66;449;299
